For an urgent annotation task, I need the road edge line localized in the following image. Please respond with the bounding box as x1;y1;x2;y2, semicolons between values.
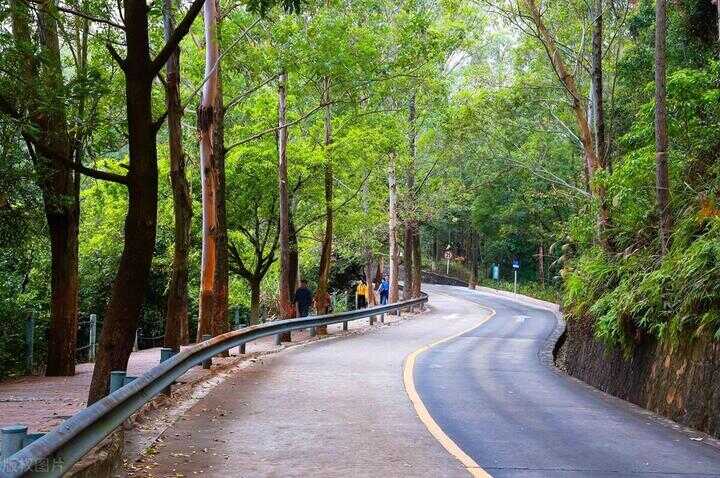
403;306;496;478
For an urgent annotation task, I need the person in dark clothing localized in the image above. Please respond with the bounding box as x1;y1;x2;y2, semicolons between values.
377;276;389;305
293;280;313;317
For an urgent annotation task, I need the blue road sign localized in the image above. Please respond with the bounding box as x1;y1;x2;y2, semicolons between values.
512;259;520;270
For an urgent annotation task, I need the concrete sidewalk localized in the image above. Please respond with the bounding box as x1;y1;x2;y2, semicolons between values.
0;318;386;434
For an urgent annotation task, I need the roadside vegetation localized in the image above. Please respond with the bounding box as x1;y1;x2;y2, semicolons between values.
1;0;718;382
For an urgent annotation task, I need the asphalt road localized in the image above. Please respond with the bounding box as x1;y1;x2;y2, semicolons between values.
135;285;720;477
416;285;720;477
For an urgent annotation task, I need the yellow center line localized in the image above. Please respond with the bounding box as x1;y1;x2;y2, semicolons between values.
403;303;497;478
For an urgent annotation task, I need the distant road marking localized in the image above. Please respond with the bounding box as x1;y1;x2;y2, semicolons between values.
403;305;496;478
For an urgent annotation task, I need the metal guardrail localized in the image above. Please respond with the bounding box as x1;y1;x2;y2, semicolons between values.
1;293;427;477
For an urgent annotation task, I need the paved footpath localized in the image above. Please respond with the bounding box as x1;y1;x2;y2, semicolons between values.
130;293;486;477
0;330;323;432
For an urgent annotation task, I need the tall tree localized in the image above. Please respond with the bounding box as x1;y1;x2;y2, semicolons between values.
388;151;400;304
197;0;222;341
163;0;193;350
655;0;671;255
8;0;79;376
88;0;206;404
591;0;607;170
403;94;416;301
212;14;230;344
522;0;612;251
277;71;293;339
408;93;422;300
315;76;333;330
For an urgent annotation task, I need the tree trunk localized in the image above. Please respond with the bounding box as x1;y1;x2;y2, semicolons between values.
716;0;720;52
88;0;162;404
212;18;229;346
197;0;221;342
12;0;80;377
388;153;400;304
655;0;672;255
404;93;417;300
468;234;477;289
277;72;293;334
411;229;422;298
362;180;377;307
315;77;333;333
163;0;192;351
524;0;612;251
365;260;377;306
288;216;299;299
538;244;545;288
472;237;480;288
374;259;383;285
36;2;80;377
591;0;606;168
249;278;261;325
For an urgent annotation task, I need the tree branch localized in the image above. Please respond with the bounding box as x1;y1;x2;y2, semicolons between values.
224;74;279;113
225;103;325;152
228;241;254;281
105;43;126;70
72;161;130;184
55;4;125;30
150;0;206;74
181;17;262;110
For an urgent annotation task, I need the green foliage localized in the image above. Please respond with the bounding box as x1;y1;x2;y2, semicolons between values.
477;278;560;304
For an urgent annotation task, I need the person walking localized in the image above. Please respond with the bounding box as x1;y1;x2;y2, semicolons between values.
377;276;389;305
356;279;368;309
293;280;313;317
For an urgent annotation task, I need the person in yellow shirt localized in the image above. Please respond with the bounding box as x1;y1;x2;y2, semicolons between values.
356;279;368;309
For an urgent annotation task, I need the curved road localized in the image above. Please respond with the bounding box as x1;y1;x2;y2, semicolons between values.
138;285;720;477
416;285;720;477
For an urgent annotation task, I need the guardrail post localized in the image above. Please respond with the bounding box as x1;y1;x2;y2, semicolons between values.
1;425;28;459
160;347;175;395
202;334;212;369
309;326;316;337
274;333;282;346
342;321;348;331
89;314;97;362
25;312;34;374
380;312;385;323
109;371;126;394
133;328;140;352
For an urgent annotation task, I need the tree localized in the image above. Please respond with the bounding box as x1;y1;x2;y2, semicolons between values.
388;151;400;304
591;0;607;171
7;0;80;377
197;0;221;341
88;0;206;404
315;76;333;330
403;96;415;301
522;0;612;251
163;0;193;350
655;0;671;255
277;71;293;335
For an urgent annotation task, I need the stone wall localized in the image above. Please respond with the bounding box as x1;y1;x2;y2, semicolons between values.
557;317;720;438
